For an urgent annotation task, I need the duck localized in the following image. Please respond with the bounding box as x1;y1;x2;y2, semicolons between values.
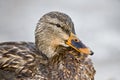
0;11;95;80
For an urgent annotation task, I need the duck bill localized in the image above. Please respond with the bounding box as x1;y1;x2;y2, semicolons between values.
66;32;93;55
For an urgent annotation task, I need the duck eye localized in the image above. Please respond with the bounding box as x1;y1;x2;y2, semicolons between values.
56;24;61;28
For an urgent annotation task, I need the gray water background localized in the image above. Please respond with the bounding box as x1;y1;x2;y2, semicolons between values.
0;0;120;80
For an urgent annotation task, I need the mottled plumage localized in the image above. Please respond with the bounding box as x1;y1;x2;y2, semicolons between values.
0;11;95;80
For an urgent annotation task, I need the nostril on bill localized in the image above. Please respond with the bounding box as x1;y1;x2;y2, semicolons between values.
74;38;79;42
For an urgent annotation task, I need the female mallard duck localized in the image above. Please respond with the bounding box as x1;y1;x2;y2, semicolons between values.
0;11;95;80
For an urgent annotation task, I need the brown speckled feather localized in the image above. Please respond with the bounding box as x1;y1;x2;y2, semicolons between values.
0;42;47;80
46;47;95;80
0;42;95;80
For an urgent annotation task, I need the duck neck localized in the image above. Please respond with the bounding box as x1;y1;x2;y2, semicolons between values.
48;47;88;66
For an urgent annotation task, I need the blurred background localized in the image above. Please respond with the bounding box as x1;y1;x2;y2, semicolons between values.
0;0;120;80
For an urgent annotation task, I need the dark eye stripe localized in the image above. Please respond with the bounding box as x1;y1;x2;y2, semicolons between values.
48;22;70;35
56;24;61;28
48;22;61;28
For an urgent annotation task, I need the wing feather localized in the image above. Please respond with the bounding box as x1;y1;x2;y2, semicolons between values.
0;42;42;78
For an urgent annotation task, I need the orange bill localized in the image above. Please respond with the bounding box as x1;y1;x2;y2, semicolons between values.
66;32;93;55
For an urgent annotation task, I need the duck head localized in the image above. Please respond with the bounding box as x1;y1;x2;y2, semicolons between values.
35;11;93;58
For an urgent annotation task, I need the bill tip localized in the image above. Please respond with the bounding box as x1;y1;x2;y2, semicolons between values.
90;51;94;55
